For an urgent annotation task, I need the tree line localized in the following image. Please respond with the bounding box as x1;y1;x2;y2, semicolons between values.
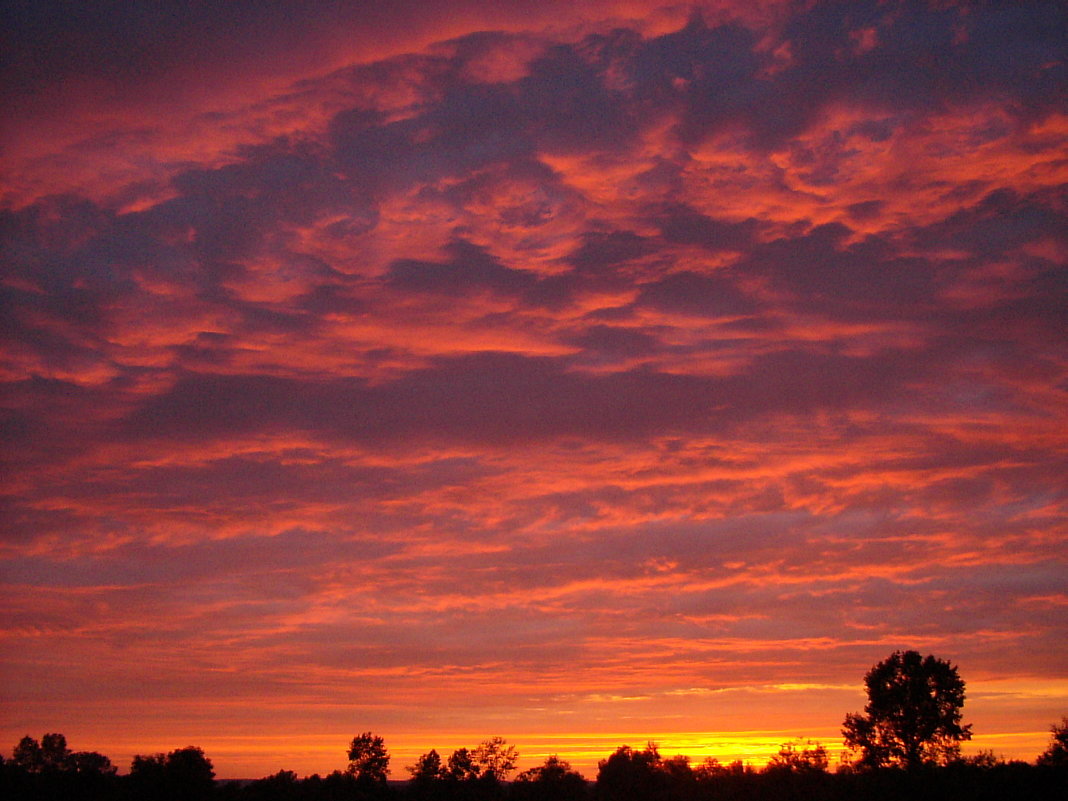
3;651;1066;801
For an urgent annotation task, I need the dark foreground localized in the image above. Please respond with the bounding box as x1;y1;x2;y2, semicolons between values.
4;761;1066;801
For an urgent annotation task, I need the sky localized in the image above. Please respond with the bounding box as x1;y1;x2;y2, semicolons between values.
1;0;1067;780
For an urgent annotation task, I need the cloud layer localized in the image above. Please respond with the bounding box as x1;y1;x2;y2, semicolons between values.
2;0;1067;778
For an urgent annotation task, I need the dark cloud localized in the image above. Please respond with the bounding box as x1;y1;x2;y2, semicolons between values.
117;343;951;449
653;204;759;251
2;0;568;109
563;324;666;363
636;17;769;142
568;230;651;271
635;270;756;317
916;187;1068;258
386;239;538;298
120;355;721;444
738;223;939;317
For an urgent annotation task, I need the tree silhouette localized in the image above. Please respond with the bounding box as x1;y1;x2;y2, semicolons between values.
11;733;74;773
11;737;44;773
409;748;445;780
1037;717;1068;767
129;746;214;801
346;732;390;785
471;737;518;782
242;769;301;801
843;650;972;770
765;739;828;773
129;752;167;782
167;746;216;797
595;743;669;801
40;734;72;771
512;755;588;801
9;733;114;778
447;747;480;782
6;724;1068;801
407;749;446;799
69;750;116;776
428;739;520;801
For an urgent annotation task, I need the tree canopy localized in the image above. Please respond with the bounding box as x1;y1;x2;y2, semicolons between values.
1037;717;1068;768
346;732;390;784
129;746;214;801
595;743;669;801
472;737;520;782
512;755;588;801
765;739;829;773
843;650;972;770
9;733;115;777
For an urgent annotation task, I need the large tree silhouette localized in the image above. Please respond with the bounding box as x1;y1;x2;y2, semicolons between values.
129;746;214;801
595;743;669;801
843;650;972;770
1037;717;1068;767
346;732;390;784
12;733;73;773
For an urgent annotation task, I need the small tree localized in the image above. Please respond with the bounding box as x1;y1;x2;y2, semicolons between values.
765;739;828;773
472;736;519;782
11;736;44;773
843;650;972;770
250;768;301;797
447;747;480;781
347;732;390;784
129;746;214;801
129;752;167;785
595;743;668;801
166;746;215;799
40;733;72;771
443;738;519;784
71;749;116;776
409;749;445;781
692;756;723;781
513;755;588;801
662;754;696;799
1037;717;1068;767
408;749;446;799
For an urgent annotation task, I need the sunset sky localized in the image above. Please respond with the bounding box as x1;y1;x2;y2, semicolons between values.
2;0;1067;780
